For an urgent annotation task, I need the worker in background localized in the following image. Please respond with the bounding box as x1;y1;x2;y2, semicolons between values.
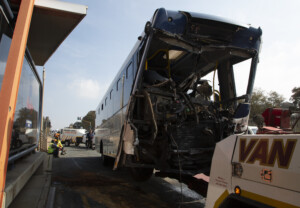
57;139;66;155
54;131;60;140
86;129;94;149
48;139;59;158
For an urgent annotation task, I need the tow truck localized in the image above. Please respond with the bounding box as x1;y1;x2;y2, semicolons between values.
204;108;300;207
60;128;86;146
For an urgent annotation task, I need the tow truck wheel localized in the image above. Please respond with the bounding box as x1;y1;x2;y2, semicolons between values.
65;140;70;147
75;142;79;147
130;167;154;182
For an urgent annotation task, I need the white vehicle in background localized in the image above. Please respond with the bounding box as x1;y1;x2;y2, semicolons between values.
60;128;86;146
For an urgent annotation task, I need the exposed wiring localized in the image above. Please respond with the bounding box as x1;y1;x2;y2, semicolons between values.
213;89;222;108
180;92;199;124
143;90;158;144
145;79;170;88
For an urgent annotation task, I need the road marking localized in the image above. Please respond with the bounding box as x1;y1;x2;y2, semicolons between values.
72;158;82;170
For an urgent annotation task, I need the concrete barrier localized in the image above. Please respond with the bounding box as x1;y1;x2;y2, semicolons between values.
3;152;49;207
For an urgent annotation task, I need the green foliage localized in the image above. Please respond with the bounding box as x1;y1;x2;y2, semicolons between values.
70;111;95;130
73;121;82;129
249;88;285;124
14;107;39;131
82;111;96;130
267;91;285;107
290;87;300;107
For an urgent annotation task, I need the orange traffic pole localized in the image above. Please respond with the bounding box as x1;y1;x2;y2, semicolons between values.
0;0;35;206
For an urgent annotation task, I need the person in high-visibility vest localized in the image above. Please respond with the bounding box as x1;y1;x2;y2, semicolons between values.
48;139;59;158
57;139;66;155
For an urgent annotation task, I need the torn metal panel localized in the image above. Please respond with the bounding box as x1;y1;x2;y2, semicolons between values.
123;122;135;155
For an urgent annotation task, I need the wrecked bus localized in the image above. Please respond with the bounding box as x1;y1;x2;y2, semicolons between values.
95;8;262;181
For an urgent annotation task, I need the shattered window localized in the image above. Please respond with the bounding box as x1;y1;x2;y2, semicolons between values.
233;59;252;96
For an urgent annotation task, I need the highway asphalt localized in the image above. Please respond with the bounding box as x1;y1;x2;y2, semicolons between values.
51;144;205;208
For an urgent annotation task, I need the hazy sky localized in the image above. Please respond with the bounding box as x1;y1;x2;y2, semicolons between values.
37;0;300;130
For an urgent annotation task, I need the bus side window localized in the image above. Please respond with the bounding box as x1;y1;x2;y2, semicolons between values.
134;52;139;76
117;78;121;91
110;89;113;99
126;62;133;79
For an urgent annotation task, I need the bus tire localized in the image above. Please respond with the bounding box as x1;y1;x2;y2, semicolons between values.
101;155;110;166
130;167;154;182
100;141;108;166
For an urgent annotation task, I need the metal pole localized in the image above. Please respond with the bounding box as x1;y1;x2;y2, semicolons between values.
0;0;35;206
39;67;45;151
246;54;259;98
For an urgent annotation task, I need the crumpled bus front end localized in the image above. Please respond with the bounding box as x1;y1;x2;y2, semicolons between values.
120;8;262;180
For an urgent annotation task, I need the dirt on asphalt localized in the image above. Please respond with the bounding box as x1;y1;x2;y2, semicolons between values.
50;144;205;208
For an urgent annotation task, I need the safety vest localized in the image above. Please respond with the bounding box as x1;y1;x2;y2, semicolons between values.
57;140;63;148
48;142;55;154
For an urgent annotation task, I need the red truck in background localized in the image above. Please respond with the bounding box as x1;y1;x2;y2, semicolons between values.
258;107;300;134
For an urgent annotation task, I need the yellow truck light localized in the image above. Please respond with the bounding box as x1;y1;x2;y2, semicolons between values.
234;186;241;195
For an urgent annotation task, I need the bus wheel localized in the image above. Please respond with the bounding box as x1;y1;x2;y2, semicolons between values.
100;141;108;166
101;155;110;166
130;167;154;182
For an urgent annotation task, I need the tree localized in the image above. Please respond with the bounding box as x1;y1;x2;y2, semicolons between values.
267;91;285;107
82;111;96;130
73;122;83;129
249;88;285;125
250;89;269;124
14;107;39;132
290;87;300;107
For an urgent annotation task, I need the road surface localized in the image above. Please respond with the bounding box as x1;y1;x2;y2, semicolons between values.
51;144;205;208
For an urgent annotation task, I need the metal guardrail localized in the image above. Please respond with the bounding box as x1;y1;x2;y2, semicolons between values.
8;145;38;164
